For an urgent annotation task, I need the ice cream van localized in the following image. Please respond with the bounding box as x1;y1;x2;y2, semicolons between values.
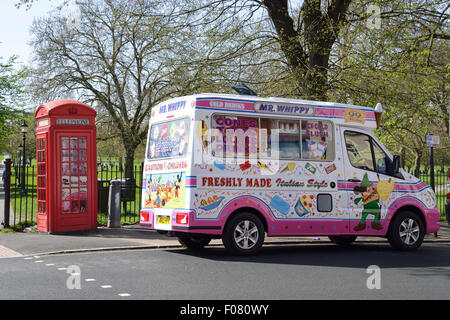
140;93;440;254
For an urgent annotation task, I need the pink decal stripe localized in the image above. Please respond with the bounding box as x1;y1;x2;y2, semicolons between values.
195;99;255;111
185;177;197;187
338;180;429;193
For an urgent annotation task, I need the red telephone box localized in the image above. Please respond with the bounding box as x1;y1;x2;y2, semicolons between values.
35;100;97;232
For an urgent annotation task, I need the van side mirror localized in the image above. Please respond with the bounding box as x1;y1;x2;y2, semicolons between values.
386;155;400;175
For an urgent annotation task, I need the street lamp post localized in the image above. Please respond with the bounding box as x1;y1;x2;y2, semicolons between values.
18;145;22;188
20;120;28;196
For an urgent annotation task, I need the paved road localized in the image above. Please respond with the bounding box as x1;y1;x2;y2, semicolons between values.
0;243;449;301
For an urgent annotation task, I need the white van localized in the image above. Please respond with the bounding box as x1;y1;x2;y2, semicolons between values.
140;93;440;254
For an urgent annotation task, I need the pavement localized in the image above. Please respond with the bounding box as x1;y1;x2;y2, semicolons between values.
0;222;449;258
0;153;449;258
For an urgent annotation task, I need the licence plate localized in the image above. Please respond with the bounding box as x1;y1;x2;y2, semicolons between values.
157;216;170;225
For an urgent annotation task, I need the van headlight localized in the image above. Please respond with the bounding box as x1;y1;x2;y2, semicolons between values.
423;188;437;209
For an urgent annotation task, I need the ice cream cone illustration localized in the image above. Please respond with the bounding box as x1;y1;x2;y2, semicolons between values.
257;161;273;172
376;178;395;200
280;163;296;173
196;120;209;148
374;103;383;129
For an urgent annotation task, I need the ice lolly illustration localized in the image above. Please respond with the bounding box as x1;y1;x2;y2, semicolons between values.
270;195;290;215
214;160;226;170
280;163;296;173
305;162;316;174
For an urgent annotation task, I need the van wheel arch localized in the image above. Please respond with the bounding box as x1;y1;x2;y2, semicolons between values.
223;207;268;235
387;207;426;250
388;205;426;235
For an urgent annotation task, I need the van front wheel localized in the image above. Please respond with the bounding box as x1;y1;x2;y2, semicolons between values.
387;211;425;250
222;213;265;255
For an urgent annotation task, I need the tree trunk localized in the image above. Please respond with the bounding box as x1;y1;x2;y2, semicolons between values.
263;0;351;100
413;151;422;178
124;146;136;180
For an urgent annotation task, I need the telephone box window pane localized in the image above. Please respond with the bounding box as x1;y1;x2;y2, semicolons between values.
71;150;78;161
80;200;87;212
38;190;46;201
38;202;46;213
70;137;78;149
62;163;70;175
62;201;70;213
71;163;79;175
80;176;87;187
62;176;70;187
80;150;87;161
79;163;87;175
38;176;46;188
71;201;79;213
62;138;70;149
70;176;79;187
79;137;87;149
70;189;80;200
62;188;70;201
38;151;45;162
62;150;69;162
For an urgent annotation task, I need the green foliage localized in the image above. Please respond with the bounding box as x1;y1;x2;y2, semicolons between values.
0;56;28;149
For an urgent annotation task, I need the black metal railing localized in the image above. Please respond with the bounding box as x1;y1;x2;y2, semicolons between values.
1;160;449;229
96;162;144;225
1;160;144;228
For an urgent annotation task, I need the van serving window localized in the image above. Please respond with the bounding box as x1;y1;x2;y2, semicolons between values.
301;120;333;161
211;114;333;161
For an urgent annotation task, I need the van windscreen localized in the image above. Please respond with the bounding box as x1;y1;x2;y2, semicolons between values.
147;118;190;159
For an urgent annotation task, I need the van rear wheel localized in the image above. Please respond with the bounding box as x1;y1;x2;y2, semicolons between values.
222;213;265;255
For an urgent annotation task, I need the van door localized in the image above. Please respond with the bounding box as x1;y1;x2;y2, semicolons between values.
342;129;396;235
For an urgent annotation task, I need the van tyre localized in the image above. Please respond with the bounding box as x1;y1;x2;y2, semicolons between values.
329;235;357;246
177;234;212;250
387;211;425;251
222;213;265;255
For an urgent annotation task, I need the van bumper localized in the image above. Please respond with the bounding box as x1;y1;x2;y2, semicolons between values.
425;207;441;234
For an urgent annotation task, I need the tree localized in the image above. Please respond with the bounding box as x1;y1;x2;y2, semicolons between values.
327;1;449;171
29;0;214;179
0;56;28;150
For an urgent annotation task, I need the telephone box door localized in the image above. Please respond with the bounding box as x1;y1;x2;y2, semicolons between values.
57;133;93;229
36;134;48;231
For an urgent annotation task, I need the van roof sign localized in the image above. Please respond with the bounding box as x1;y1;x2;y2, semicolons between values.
254;102;315;116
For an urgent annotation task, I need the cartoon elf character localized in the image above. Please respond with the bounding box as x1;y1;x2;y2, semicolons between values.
353;173;383;231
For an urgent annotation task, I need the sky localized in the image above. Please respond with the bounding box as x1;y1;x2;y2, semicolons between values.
0;0;65;65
